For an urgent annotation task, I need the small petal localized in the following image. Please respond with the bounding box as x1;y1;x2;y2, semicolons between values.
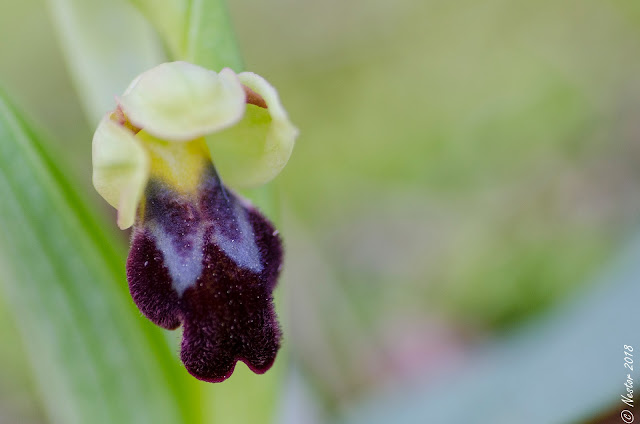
92;116;149;229
206;72;298;188
119;62;246;141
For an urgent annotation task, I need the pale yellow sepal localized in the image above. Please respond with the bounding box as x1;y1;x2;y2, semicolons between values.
206;72;298;188
119;62;245;142
92;115;149;229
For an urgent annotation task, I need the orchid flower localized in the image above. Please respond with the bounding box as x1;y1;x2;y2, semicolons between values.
92;61;297;382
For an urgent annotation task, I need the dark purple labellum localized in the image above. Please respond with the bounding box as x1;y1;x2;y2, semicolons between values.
126;166;283;382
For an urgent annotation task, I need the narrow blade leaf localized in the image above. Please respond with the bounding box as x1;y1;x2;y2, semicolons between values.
0;93;197;424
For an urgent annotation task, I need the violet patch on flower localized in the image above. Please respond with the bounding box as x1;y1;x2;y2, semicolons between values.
92;61;297;382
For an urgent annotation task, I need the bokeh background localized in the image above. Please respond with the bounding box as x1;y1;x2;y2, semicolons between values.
0;0;639;423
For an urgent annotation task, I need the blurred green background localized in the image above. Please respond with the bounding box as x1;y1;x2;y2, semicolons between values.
0;0;639;423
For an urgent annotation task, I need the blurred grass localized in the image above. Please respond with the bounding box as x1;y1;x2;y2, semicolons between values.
234;0;640;405
0;0;639;418
248;0;640;323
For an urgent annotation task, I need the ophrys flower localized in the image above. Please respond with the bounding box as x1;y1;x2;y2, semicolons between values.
92;61;297;382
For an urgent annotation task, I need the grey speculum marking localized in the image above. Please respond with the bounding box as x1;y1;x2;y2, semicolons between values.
143;166;262;296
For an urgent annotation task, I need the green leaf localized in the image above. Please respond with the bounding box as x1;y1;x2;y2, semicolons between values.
45;0;165;125
125;0;189;61
0;92;199;424
181;0;244;71
125;0;243;71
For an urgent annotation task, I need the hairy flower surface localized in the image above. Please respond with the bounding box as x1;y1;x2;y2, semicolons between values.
92;61;297;382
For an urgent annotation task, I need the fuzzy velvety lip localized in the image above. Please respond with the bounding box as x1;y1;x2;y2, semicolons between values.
126;166;283;382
